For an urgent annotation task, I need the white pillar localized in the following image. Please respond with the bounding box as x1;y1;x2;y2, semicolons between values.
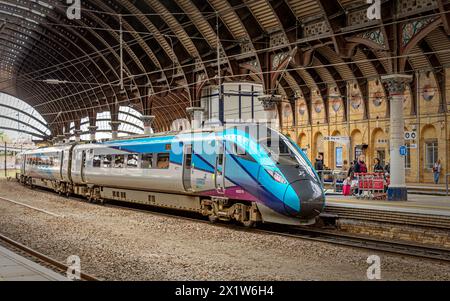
110;121;120;140
186;107;204;130
88;126;98;142
381;74;412;201
258;95;281;129
74;130;82;142
63;132;71;144
142;115;155;135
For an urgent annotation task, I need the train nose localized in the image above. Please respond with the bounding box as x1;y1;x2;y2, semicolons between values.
283;180;325;219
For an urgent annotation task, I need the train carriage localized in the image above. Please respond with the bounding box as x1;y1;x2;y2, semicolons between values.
17;126;325;226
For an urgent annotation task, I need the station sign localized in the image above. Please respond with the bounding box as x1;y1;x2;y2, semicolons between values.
399;145;407;156
323;136;350;145
404;131;417;140
410;144;418;149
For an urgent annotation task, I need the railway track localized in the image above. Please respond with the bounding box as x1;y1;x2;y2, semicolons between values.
0;233;100;281
103;200;450;263
2;189;450;266
324;205;450;229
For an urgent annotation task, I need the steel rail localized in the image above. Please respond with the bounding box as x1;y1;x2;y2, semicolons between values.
6;184;450;265
0;233;100;281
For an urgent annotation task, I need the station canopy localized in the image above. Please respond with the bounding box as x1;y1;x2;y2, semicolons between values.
0;0;449;136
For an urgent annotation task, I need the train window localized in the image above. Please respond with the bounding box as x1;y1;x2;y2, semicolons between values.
114;155;125;168
156;153;170;169
103;155;112;168
141;153;153;169
231;143;256;162
93;155;101;168
127;154;139;168
185;153;192;169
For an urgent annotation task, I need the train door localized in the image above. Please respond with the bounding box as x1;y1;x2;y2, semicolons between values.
21;154;26;175
215;139;226;194
60;151;64;179
182;144;193;192
80;150;87;183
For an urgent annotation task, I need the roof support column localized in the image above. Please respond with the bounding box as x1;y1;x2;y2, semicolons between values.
110;102;120;140
259;95;281;130
88;110;97;142
74;120;82;142
142;116;155;135
186;107;204;130
381;74;412;201
110;121;121;140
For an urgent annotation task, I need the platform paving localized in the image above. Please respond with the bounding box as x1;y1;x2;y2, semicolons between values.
326;193;450;216
0;245;68;281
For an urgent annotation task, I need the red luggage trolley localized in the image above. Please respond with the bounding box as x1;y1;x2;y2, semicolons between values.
354;173;387;200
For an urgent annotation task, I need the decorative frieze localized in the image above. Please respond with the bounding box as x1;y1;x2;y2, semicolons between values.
360;29;386;48
270;31;289;48
303;20;331;38
397;0;437;17
402;17;436;47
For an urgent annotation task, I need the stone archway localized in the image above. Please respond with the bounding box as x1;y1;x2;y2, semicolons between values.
329;130;342;170
297;132;308;155
371;128;388;169
351;129;362;161
313;131;324;162
420;124;438;183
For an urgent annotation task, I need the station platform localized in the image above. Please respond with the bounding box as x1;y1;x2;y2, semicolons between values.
325;194;450;217
0;245;67;281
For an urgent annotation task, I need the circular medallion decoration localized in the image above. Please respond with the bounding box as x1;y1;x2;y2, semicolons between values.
331;98;341;112
314;102;323;113
372;91;384;107
422;84;435;101
298;103;307;116
351;94;362;110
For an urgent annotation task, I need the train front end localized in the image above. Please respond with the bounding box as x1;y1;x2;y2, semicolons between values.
254;129;325;225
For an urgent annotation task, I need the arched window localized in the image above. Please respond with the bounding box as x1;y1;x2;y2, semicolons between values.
0;93;50;143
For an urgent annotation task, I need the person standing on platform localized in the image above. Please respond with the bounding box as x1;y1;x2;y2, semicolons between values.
354;155;368;174
373;158;384;173
315;155;324;181
347;160;356;179
433;159;442;184
354;155;367;195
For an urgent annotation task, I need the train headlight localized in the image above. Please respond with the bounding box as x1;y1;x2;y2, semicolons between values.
265;168;287;184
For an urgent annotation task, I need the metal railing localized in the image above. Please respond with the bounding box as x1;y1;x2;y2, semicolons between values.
317;170;348;192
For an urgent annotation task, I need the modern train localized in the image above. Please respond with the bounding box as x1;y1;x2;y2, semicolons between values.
15;126;325;226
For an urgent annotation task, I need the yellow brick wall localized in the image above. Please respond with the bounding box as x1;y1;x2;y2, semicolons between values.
283;73;450;184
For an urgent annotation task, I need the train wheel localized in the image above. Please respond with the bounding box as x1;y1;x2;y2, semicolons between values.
241;220;255;228
208;215;219;223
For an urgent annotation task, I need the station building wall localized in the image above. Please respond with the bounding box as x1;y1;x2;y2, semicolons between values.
280;70;450;185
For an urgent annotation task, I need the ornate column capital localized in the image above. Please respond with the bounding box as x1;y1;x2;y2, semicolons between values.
141;115;155;127
186;107;204;117
258;95;282;111
381;74;413;95
109;121;121;132
88;126;98;135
